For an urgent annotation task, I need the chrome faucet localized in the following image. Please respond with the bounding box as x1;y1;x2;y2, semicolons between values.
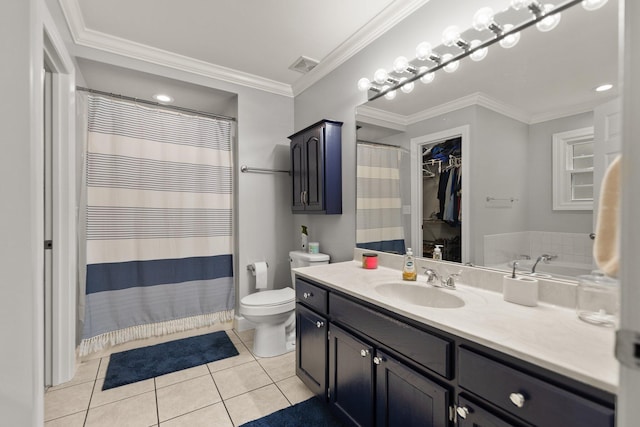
531;254;557;273
423;268;460;289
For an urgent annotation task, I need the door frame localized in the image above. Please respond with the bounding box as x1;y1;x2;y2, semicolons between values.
410;125;469;261
42;8;77;386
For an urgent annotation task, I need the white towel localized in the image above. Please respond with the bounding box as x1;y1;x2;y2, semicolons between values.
593;155;621;277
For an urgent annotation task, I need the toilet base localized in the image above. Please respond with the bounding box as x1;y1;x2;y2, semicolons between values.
252;322;294;358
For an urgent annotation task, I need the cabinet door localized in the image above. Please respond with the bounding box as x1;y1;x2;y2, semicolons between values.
329;323;374;427
456;395;530;427
304;126;325;211
290;136;306;212
375;350;450;427
296;304;327;397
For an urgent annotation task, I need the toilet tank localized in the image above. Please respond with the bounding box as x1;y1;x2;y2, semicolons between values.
289;250;329;286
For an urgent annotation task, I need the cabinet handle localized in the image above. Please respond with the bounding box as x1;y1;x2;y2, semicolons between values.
509;392;526;408
373;356;385;365
303;292;313;299
316;321;324;328
456;406;469;419
303;190;308;205
360;349;370;357
300;191;304;206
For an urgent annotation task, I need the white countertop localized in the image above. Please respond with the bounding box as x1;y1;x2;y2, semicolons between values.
293;260;618;394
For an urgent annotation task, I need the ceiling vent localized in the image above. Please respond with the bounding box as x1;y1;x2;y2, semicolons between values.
289;56;319;74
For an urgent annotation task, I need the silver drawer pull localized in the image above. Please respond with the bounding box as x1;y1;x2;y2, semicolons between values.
373;356;385;365
456;406;469;419
303;292;313;299
360;349;370;357
316;321;324;328
509;392;526;408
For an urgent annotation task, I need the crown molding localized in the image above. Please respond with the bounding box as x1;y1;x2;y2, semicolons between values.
356;105;408;130
529;98;611;124
58;0;293;97
291;0;432;96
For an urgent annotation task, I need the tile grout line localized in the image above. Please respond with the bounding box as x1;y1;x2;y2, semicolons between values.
82;358;103;427
153;377;160;427
206;361;236;426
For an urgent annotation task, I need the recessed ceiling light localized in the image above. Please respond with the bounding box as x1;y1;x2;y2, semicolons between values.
153;93;173;103
595;84;613;92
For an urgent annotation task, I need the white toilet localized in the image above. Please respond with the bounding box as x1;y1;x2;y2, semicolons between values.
240;250;329;357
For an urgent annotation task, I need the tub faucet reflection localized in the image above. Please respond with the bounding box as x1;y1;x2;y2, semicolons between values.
531;254;558;273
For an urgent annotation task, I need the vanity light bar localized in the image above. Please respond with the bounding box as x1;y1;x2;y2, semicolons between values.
359;0;607;101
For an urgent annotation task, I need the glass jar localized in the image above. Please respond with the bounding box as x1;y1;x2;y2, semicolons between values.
576;271;619;327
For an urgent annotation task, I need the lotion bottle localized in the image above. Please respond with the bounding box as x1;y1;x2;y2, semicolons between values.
433;245;443;261
402;248;417;281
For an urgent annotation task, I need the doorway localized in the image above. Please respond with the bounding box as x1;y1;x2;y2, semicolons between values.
410;125;470;262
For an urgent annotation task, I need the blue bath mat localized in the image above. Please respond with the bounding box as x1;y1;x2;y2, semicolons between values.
103;330;238;390
240;398;344;427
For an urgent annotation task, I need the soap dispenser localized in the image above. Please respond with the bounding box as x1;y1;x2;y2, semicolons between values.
433;245;443;261
402;248;417;281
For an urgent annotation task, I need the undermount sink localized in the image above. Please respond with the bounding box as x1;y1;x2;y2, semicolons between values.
374;282;465;309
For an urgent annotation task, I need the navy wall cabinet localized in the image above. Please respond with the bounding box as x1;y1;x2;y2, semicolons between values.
295;276;615;427
289;119;342;214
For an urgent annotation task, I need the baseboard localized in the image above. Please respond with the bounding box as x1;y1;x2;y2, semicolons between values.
234;315;255;332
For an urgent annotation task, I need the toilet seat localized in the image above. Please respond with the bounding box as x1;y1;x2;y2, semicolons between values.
241;287;294;306
240;287;295;317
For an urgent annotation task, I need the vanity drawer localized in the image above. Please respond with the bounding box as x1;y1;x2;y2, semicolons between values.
295;278;328;314
329;293;452;379
458;347;614;427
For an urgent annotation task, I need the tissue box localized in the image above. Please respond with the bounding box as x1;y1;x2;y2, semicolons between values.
503;275;538;307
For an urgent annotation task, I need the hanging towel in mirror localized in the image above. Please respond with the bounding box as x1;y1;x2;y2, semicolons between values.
594;155;621;278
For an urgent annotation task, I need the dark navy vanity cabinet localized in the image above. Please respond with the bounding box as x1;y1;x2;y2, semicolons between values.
289;119;342;214
295;276;615;427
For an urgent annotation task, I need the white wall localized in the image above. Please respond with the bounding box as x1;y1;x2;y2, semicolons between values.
1;0;45;425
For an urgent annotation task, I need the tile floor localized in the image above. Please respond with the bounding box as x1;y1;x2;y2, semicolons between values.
44;328;314;427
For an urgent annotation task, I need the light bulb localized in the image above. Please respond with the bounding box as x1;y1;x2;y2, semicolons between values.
595;83;613;92
393;56;410;74
400;77;414;94
416;42;433;61
357;77;371;92
442;54;459;73
383;86;397;100
499;24;521;48
472;7;495;31
373;68;388;84
442;25;461;47
419;66;435;84
469;40;488;61
153;94;173;103
582;0;608;11
536;4;561;32
510;0;528;10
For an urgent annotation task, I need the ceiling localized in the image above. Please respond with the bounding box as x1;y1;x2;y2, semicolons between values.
59;0;430;99
59;0;618;120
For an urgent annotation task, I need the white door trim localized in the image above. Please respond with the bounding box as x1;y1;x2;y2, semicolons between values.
43;5;77;385
410;125;469;262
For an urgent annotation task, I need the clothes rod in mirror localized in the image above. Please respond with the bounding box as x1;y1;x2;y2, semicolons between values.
358;0;608;101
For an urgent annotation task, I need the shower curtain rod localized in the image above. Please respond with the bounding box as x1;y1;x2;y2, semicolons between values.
357;140;409;153
76;86;236;122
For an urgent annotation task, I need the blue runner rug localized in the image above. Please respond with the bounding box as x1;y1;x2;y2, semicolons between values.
240;398;344;427
103;330;238;390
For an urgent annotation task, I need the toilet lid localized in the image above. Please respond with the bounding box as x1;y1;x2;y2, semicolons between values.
242;287;295;307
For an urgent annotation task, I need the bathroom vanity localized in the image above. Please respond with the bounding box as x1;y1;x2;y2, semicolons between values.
294;255;617;427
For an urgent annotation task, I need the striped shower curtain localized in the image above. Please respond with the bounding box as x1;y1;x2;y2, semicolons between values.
356;143;406;254
80;95;234;355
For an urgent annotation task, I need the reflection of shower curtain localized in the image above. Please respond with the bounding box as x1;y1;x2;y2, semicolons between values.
356;143;406;254
79;95;235;355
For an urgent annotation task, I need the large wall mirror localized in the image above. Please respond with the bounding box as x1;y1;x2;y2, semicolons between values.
355;0;619;281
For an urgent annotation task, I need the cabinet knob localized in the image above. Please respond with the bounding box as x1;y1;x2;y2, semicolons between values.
303;292;313;299
456;406;469;419
509;392;526;408
360;349;370;357
373;356;385;365
316;321;324;328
